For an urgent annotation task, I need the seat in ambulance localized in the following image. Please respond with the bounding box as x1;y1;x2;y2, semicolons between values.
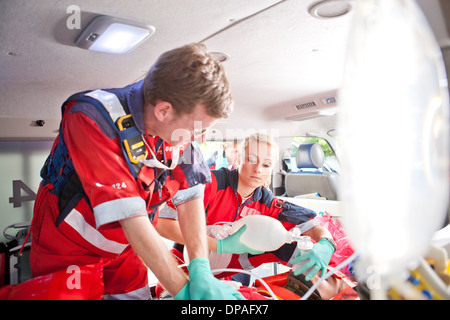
285;143;339;200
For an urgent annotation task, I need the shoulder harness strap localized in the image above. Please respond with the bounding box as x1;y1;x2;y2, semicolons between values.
40;89;145;199
73;89;145;179
41;89;147;226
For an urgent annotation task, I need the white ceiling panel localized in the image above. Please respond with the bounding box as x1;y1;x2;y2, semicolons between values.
0;0;448;139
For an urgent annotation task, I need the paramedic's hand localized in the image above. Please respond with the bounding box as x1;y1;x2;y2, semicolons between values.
187;258;245;300
291;238;335;281
216;225;264;255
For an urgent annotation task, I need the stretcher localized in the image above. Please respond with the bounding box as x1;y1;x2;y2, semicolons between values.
0;262;104;300
251;266;359;300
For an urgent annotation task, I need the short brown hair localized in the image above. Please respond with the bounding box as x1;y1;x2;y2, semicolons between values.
143;43;233;118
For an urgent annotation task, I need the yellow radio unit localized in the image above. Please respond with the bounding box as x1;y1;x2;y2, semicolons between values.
117;114;148;164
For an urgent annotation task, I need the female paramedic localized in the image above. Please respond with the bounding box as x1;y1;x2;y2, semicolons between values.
156;133;337;292
29;43;244;300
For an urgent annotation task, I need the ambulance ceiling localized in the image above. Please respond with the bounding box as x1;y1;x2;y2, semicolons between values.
0;0;449;140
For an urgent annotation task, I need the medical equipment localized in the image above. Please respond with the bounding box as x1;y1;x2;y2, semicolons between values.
338;0;449;299
211;268;279;300
116;114;147;164
141;136;181;170
230;215;302;252
291;236;338;298
300;252;359;300
292;236;314;274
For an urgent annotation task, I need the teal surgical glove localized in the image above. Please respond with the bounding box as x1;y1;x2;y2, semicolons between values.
187;257;245;300
174;282;190;300
216;225;264;255
291;238;335;281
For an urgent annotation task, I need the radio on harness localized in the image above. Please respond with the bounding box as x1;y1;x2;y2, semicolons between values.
117;114;148;164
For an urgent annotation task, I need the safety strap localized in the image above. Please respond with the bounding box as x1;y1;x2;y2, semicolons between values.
85;90;182;172
83;90;180;174
85;90;127;121
70;90;142;179
40;88;142;200
39;89;181;230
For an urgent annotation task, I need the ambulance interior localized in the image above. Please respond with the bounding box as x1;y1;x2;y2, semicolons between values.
1;0;450;300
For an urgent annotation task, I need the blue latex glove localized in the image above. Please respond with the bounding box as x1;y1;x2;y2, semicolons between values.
174;282;190;300
216;225;264;255
187;257;246;300
291;238;335;281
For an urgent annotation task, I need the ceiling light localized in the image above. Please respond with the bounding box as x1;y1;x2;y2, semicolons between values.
309;0;354;19
75;15;155;54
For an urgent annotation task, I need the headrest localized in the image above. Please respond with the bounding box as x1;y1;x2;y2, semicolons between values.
296;143;324;169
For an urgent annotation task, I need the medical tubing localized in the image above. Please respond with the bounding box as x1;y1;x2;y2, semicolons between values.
211;268;279;300
300;252;359;300
416;258;450;299
177;263;278;300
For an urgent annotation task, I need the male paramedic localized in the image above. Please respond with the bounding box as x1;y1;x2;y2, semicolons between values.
30;43;244;300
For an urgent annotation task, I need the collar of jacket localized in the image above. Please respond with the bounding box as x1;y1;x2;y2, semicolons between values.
126;79;146;134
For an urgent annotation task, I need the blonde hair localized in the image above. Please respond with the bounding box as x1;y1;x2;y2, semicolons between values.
241;133;279;161
241;133;279;189
143;43;233;118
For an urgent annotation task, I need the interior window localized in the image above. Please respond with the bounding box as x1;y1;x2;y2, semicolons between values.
199;141;228;169
288;137;340;174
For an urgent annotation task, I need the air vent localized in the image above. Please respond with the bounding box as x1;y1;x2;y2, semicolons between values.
285;90;338;121
294;101;317;110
